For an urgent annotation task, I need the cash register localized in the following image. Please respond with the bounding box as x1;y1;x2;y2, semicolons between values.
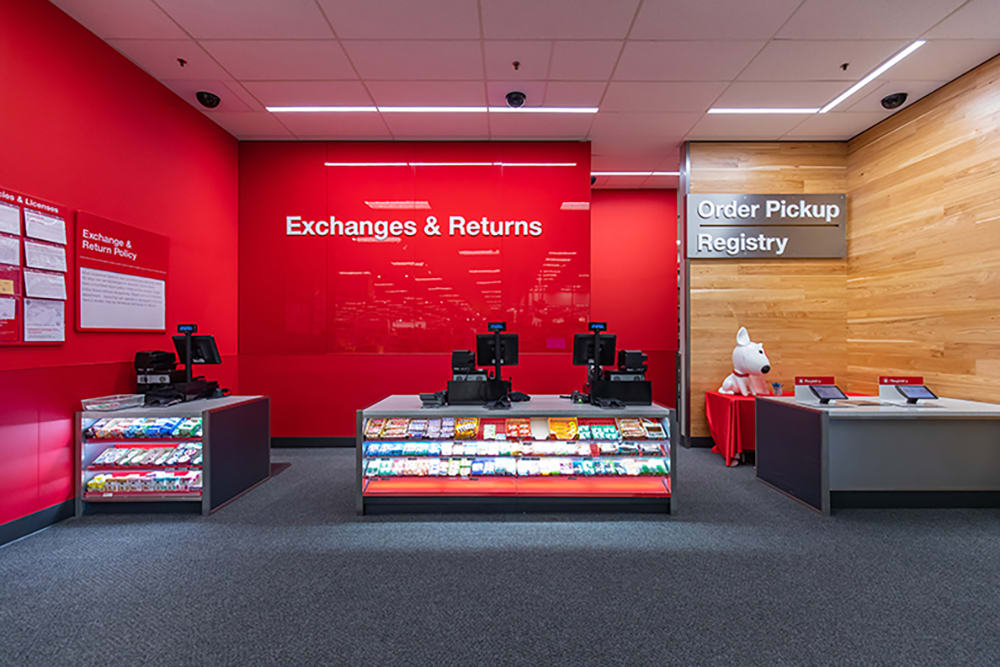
571;322;652;406
445;322;522;406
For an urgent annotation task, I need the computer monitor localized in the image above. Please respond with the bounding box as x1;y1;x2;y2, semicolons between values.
572;333;616;366
172;335;222;365
475;333;518;367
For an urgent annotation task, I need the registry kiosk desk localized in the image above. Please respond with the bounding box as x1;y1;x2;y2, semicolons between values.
357;395;675;515
755;396;1000;515
76;396;270;516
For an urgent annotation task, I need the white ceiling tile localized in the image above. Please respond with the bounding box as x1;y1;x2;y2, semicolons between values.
714;81;850;108
160;79;254;112
782;111;890;139
367;81;486;106
106;38;231;80
242;81;373;107
488;113;593;138
631;0;801;40
156;0;332;38
882;40;1000;81
549;41;622;80
602;82;728;112
687;114;807;139
591;154;662;171
590;112;701;144
483;41;552;79
382;113;489;139
317;0;479;39
615;41;765;81
738;40;906;81
201;40;356;79
926;0;1000;39
205;111;295;139
543;81;607;106
276;112;391;139
844;79;947;113
654;152;683;171
343;40;483;80
777;0;964;39
486;81;549;108
481;0;640;39
51;0;186;38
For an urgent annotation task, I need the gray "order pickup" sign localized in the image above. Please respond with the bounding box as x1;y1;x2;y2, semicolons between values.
687;193;846;259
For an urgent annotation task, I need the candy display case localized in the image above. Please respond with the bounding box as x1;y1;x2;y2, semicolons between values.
75;396;271;516
357;395;675;514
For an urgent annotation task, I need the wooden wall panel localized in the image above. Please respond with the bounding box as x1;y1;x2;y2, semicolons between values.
846;55;1000;398
688;143;848;437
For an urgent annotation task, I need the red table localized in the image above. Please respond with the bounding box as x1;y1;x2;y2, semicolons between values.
705;391;759;466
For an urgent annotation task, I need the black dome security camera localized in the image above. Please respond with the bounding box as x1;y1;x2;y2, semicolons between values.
505;90;526;108
880;92;907;110
196;91;221;109
590;175;597;185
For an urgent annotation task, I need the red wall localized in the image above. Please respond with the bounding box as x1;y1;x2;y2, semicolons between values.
591;190;679;407
239;141;678;437
0;1;238;526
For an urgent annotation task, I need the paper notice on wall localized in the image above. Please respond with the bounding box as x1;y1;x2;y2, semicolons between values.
80;266;165;330
24;240;67;272
23;269;66;300
0;296;14;320
0;202;19;236
0;235;19;266
24;297;64;342
24;209;66;245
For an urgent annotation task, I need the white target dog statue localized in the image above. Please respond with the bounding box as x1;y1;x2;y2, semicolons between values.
718;327;773;396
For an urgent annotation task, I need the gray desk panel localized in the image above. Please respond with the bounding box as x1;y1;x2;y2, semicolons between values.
828;419;1000;491
82;395;266;419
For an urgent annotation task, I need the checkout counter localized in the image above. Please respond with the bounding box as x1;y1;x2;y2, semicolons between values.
755;390;1000;515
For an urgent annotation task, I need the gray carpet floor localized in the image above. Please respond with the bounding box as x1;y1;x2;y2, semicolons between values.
1;447;999;666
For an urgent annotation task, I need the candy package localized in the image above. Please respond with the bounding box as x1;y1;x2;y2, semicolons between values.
616;418;645;440
548;417;578;440
364;419;386;438
641;418;667;439
455;417;479;439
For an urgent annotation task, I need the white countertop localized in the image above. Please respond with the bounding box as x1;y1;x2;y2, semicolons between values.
757;395;1000;419
81;395;266;418
362;394;673;418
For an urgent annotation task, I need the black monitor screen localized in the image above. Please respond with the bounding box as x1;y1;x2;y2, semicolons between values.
572;333;616;366
172;335;222;365
810;385;847;401
475;333;518;367
896;385;937;400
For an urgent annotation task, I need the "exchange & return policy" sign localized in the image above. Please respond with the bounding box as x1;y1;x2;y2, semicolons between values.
687;193;846;259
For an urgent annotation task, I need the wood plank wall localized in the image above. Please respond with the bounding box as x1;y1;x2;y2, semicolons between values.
687;143;848;437
846;55;1000;397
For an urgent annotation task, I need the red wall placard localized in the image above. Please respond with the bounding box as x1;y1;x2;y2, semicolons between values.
76;211;169;332
879;376;923;385
795;376;836;385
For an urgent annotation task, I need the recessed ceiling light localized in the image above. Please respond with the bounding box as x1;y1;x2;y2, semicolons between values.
364;200;431;209
488;107;598;114
707;108;819;114
820;40;926;113
325;162;407;167
560;201;590;210
380;106;488;113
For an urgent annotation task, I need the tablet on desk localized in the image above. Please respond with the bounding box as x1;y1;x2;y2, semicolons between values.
809;384;848;404
895;384;938;403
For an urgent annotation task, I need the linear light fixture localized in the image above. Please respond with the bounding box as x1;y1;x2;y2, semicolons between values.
707;108;819;114
591;171;680;176
820;40;926;113
327;161;576;168
268;105;597;114
266;106;378;112
364;200;431;209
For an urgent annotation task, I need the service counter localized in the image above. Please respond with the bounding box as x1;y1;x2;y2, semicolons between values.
755;395;1000;514
76;395;271;516
357;395;675;515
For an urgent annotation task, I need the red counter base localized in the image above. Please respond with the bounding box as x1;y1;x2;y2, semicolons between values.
361;477;670;514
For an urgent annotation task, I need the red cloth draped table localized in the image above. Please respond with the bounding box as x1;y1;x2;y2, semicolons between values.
705;391;758;466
